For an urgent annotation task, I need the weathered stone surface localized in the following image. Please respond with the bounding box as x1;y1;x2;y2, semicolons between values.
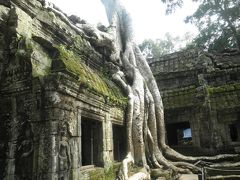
0;0;11;7
178;174;199;180
1;0;239;179
0;0;126;179
149;50;240;155
151;168;171;179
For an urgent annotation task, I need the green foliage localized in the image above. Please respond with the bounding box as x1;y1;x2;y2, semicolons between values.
104;166;116;180
185;0;240;52
139;32;195;57
139;33;181;58
55;45;127;106
85;165;118;180
161;0;183;14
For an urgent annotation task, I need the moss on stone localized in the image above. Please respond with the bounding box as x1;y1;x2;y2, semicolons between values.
207;83;240;95
163;86;197;108
88;168;105;180
73;35;85;50
55;45;127;106
104;166;116;180
86;166;117;180
15;36;33;57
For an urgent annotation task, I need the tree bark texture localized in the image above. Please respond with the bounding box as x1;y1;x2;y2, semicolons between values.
45;0;240;178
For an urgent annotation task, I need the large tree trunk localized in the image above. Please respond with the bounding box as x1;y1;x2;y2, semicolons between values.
45;0;240;179
100;0;240;179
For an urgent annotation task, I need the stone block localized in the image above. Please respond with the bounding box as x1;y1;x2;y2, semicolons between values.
0;5;10;22
234;146;240;153
9;6;32;37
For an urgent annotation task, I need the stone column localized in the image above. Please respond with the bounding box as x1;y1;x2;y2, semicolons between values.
69;108;81;179
5;96;18;180
42;91;62;180
191;108;201;147
78;110;82;167
50;120;58;180
102;113;113;169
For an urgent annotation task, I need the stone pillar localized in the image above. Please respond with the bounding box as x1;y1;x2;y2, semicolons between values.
191;108;201;147
49;120;58;180
5;96;18;180
69;108;81;179
209;109;223;151
41;91;59;180
102;113;113;169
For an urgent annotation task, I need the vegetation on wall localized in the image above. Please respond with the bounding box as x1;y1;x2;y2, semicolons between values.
55;45;127;106
207;83;240;95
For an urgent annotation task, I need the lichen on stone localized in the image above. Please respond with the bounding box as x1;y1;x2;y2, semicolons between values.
207;83;240;95
55;45;127;106
162;85;197;108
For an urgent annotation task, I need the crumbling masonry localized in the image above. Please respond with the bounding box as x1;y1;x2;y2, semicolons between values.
0;0;126;179
148;50;240;155
0;0;239;179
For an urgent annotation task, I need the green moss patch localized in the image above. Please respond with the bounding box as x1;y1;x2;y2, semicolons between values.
207;83;240;95
54;45;127;106
162;86;197;108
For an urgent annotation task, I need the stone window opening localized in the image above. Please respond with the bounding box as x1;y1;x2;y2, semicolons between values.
230;73;238;81
81;118;103;167
113;125;126;162
166;122;193;146
229;123;239;142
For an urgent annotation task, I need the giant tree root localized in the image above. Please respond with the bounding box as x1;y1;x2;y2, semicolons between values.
117;152;150;180
207;175;240;179
44;1;240;179
210;162;240;168
162;145;240;163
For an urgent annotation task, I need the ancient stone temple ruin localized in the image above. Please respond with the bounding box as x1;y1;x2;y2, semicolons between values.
0;0;127;179
0;0;240;179
149;50;240;155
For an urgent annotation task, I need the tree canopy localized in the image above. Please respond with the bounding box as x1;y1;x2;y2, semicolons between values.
139;33;179;58
185;0;240;52
142;0;240;54
139;32;194;58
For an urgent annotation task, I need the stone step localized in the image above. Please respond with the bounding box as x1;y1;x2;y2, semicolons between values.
178;174;199;180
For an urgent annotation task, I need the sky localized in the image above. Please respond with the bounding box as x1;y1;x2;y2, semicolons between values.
47;0;199;44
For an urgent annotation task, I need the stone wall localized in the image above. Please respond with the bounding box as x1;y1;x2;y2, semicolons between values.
1;0;240;179
149;49;240;155
0;0;126;179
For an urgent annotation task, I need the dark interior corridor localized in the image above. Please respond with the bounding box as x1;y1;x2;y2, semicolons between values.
81;118;103;166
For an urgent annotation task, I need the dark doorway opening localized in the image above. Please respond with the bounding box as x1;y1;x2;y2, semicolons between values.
166;122;192;146
113;125;126;162
81;117;103;166
229;123;239;142
230;73;238;81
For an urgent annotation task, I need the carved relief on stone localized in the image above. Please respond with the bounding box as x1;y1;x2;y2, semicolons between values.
211;130;223;150
67;111;78;137
2;37;32;87
58;122;71;180
16;121;33;180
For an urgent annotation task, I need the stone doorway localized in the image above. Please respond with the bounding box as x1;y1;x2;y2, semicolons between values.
166;122;192;146
229;122;240;142
113;125;126;162
81;117;103;166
